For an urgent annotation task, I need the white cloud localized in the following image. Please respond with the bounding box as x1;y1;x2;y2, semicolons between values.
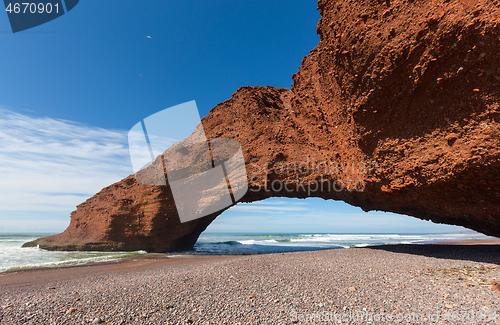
230;200;308;213
0;107;133;215
206;198;469;234
0;219;69;233
230;205;307;213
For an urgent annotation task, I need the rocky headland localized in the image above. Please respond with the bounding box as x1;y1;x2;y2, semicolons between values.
25;0;500;252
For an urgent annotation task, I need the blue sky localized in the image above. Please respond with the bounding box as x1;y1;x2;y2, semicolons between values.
0;0;469;234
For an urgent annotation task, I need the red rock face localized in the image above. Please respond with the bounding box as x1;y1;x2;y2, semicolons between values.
25;0;500;252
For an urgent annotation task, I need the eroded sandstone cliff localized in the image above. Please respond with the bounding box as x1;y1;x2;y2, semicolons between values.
25;0;500;252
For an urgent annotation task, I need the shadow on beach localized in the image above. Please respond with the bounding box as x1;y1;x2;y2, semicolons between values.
367;244;500;265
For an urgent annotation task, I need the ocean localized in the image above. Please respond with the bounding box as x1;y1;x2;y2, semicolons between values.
0;232;494;273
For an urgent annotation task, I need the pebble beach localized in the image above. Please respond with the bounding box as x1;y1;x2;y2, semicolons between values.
1;244;500;324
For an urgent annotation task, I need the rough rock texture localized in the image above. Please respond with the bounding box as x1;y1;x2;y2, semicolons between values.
25;0;500;252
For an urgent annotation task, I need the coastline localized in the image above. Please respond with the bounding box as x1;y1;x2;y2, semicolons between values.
2;242;500;324
2;237;498;277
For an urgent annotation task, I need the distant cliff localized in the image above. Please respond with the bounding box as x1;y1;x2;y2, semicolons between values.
25;0;500;252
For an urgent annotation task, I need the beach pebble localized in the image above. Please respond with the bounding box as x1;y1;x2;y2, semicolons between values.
65;307;77;314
